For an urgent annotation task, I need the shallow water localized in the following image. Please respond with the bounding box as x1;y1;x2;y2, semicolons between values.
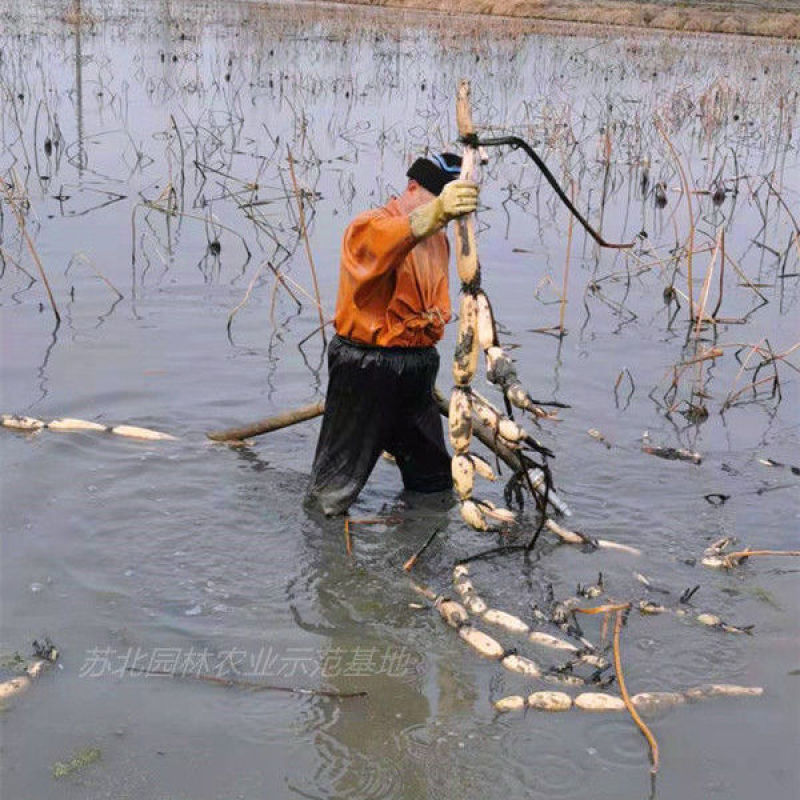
1;1;799;797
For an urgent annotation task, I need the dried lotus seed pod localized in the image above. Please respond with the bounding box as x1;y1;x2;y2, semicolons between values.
448;388;472;454
631;692;686;714
483;609;529;635
460;499;488;531
458;626;504;659
526;691;572;712
451;453;475;500
452;293;479;386
435;598;468;629
501;653;541;677
574;692;625;712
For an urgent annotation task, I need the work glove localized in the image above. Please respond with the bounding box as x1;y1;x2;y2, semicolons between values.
409;180;478;240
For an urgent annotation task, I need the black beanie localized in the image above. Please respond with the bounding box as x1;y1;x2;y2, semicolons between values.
406;152;462;196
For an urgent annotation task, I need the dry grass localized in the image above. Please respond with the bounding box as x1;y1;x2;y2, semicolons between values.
345;0;800;39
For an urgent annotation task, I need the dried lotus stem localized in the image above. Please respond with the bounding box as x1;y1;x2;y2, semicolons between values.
613;608;659;775
721;549;800;567
403;527;443;572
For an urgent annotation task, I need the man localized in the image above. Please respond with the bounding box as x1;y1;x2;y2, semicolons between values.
305;153;479;516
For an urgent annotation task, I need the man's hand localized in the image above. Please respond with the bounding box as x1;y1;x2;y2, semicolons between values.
439;180;479;221
409;180;479;240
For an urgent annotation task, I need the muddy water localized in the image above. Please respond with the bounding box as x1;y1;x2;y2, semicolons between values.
1;1;798;797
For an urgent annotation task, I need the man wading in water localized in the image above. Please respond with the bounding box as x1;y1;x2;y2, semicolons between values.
305;154;479;515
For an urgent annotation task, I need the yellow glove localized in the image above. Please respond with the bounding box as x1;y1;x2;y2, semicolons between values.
409;180;478;240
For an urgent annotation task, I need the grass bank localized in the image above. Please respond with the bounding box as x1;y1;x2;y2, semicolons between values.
338;0;800;38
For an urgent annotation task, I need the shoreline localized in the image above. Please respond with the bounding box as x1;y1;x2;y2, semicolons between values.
332;0;800;39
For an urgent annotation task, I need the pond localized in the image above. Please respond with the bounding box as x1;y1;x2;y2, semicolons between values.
1;1;798;797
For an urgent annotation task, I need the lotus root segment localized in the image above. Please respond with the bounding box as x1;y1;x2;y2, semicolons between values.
452;293;479;386
448;388;472;453
1;414;45;431
435;598;468;629
477;500;515;525
485;346;517;388
451;453;475;500
458;626;504;659
475;290;496;350
469;453;496;482
460;499;489;531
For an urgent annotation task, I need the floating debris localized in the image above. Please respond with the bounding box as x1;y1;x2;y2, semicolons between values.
641;432;701;464
545;518;641;555
0;638;59;703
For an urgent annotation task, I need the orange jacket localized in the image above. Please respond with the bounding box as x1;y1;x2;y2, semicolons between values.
333;196;451;347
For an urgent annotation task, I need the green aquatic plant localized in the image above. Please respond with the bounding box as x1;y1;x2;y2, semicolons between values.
51;747;102;779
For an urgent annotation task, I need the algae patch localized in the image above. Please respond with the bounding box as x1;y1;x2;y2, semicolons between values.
52;747;101;779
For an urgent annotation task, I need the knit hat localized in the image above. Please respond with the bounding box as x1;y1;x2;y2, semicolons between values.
406;152;462;196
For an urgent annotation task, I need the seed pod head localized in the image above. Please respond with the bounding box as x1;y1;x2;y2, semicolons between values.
451;453;475;500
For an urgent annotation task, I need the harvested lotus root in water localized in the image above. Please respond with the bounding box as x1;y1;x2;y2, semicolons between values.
1;413;176;440
494;685;763;714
